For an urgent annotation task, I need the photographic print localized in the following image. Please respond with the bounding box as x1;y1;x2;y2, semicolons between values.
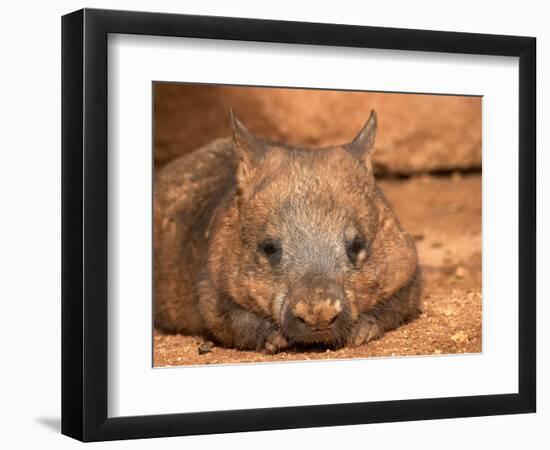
62;9;535;440
153;84;482;367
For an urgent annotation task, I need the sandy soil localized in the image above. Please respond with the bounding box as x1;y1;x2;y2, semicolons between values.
154;173;481;367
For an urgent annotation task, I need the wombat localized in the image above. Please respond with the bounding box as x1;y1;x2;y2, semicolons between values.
154;111;421;353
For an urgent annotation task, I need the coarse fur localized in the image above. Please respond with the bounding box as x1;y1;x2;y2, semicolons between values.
154;111;421;353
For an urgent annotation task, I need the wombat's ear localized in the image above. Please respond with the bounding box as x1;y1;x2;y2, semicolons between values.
231;110;263;190
349;110;377;162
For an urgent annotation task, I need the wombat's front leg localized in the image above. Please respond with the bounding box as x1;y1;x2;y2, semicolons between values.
205;298;289;353
350;269;422;347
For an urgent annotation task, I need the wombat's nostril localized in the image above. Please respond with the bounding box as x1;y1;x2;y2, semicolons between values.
322;309;341;329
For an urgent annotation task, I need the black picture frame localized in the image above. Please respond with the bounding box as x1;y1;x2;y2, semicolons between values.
61;8;536;442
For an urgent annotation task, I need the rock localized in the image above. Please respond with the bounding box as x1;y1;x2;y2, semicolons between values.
454;266;468;279
154;84;481;176
451;331;470;345
198;341;214;355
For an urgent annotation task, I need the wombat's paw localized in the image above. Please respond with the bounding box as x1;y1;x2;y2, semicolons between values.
262;330;289;354
349;317;383;347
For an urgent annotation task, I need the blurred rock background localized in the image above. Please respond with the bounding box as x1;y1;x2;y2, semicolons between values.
154;83;481;176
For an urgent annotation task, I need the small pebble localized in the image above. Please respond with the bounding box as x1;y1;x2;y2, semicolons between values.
454;266;467;279
451;331;469;345
198;341;214;355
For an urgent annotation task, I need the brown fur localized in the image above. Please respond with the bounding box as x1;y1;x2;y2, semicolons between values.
154;111;421;352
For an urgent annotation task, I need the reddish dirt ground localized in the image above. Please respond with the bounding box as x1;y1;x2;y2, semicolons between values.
154;173;482;367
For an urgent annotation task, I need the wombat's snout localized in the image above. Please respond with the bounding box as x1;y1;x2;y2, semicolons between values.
282;276;348;344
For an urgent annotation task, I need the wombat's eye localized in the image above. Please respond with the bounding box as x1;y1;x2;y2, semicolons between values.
346;238;366;262
258;239;282;264
262;243;278;255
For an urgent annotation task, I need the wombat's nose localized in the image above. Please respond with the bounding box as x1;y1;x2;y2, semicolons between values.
292;299;343;331
285;276;347;335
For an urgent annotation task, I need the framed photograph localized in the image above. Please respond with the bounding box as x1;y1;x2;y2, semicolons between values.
61;8;536;442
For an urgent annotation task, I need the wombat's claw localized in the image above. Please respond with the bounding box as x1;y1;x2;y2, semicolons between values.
263;331;289;354
350;319;382;347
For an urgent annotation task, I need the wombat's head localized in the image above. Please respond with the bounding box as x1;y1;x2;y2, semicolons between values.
220;111;411;348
